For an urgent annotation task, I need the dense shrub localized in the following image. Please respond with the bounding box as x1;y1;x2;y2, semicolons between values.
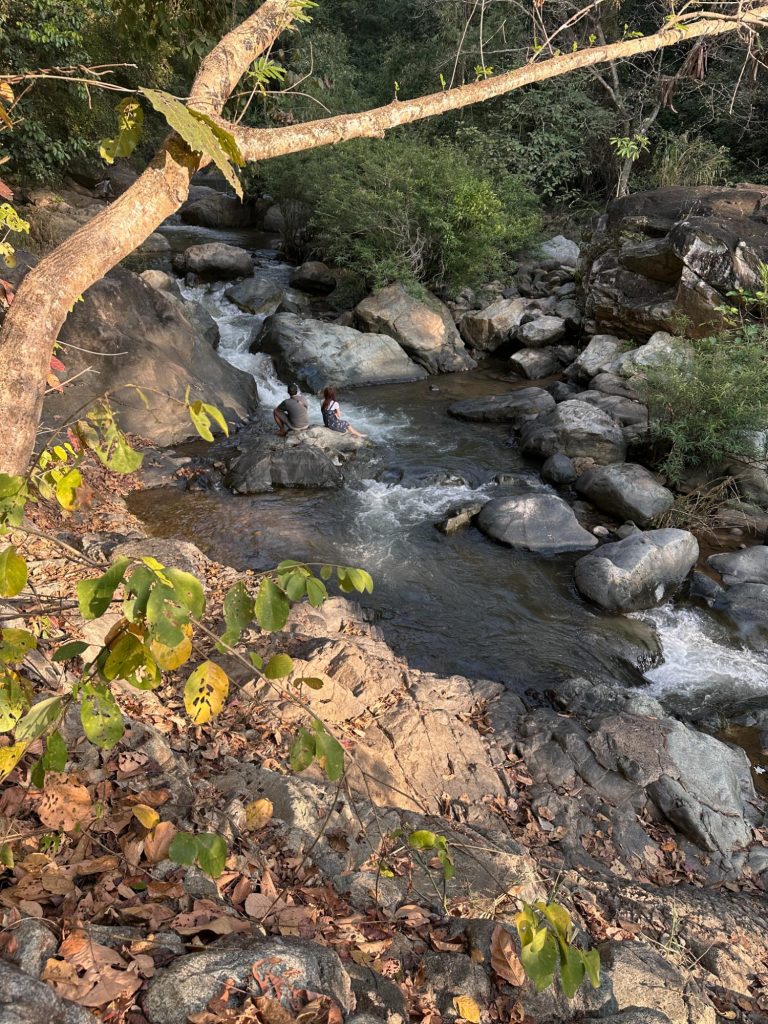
260;136;541;290
652;131;732;188
637;325;768;482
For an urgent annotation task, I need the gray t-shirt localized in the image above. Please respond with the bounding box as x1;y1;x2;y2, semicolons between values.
277;395;309;429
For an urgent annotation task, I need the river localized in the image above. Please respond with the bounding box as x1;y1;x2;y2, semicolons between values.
129;224;768;725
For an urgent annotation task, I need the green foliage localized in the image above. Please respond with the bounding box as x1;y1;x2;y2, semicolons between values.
653;131;731;188
99;97;143;164
169;830;228;877
261;136;540;290
637;323;768;482
407;828;455;881
516;900;600;997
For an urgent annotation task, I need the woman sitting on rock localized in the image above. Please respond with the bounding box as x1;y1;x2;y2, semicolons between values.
321;387;366;438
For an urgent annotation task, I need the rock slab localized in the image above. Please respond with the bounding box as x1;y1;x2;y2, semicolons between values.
576;464;674;527
477;494;599;554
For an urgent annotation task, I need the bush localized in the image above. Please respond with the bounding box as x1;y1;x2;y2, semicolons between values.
259;135;541;291
652;131;731;188
637;325;768;482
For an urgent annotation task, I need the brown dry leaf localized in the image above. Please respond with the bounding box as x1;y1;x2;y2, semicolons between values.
60;931;126;971
40;864;77;895
143;820;177;863
244;892;280;919
74;855;120;876
254;995;298;1024
42;958;87;1001
78;964;143;1007
453;995;481;1023
490;925;525;987
37;774;93;832
244;798;273;831
174;915;251;937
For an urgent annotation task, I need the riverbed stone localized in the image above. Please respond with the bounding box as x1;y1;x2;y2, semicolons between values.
0;960;96;1024
576;464;674;526
541;453;578;485
708;545;768;585
7;918;58;979
143;938;354;1024
256;313;427;391
460;297;532;351
539;234;580;266
509;347;561;379
225;274;284;315
447;387;555;423
714;582;768;646
140;268;182;299
570;334;622;379
356;283;475;374
574;528;699;611
520;400;627;465
591;371;641;400
435;500;487;534
477;494;599;554
517;315;567;347
175;242;253;281
290;260;336;294
573;391;649;442
226;438;345;493
179;191;255;229
611;331;693;377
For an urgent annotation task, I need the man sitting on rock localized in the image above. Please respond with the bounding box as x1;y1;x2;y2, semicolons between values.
273;383;309;436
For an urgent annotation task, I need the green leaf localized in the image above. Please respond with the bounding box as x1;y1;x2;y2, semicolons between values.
264;653;293;679
345;568;374;594
559;944;585;999
254;578;289;632
283;570;307;602
194;832;228;878
277;560;303;572
77;557;130;620
0;628;36;665
313;720;344;781
169;831;198;866
103;632;146;682
53;641;89;662
298;677;324;690
320;564;332;581
42;730;68;773
100;97;144;164
408;830;437;851
140;89;243;198
167;568;205;618
0;842;13;869
436;836;455;881
202;402;230;437
581;948;601;989
537;901;573;944
0;546;27;597
520;927;558;992
80;683;124;749
54;468;82;510
15;696;64;745
0;671;28;732
305;576;328;608
188;400;213;441
221;581;254;646
124;565;154;621
106;436;144;474
289;727;315;773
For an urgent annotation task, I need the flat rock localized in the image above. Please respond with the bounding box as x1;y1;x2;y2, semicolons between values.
708;546;768;585
460;297;532;351
256;313;427;392
447;387;555;423
574;528;699;611
509;347;561;379
517;315;567;347
576;464;674;527
520;400;627;465
477;494;599;554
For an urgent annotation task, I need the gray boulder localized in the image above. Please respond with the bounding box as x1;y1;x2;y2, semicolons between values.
178;298;221;349
144;938;353;1024
570;334;622;379
517;315;567;348
611;330;693;378
477;494;599;554
0;960;96;1024
576;464;674;527
574;528;699;611
448;387;555;424
356;283;475;374
140;268;182;299
539;234;580;267
509;347;561;379
180;192;255;229
175;242;253;281
290;260;336;294
573;391;649;442
591;371;641;400
225;274;284;315
520;400;627;465
709;546;768;585
714;582;768;646
460;297;532;351
541;453;577;486
601;941;717;1024
256;313;426;392
226;437;346;493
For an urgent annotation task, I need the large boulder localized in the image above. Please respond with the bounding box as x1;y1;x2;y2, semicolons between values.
571;391;649;441
355;283;475;374
574;528;699;611
180;190;256;229
226;437;345;493
509;347;561;379
447;387;555;424
0;254;259;446
538;234;580;267
0;960;96;1024
517;315;567;348
611;331;693;378
520;400;627;465
477;494;599;554
290;260;336;294
569;335;623;380
256;313;427;392
584;184;768;338
225;274;284;315
708;546;768;585
714;582;768;647
576;464;674;527
174;242;253;281
460;297;533;351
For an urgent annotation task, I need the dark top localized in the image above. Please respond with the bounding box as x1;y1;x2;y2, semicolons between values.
277;396;309;430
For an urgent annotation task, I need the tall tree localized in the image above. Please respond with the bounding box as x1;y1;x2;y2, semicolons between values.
0;0;766;476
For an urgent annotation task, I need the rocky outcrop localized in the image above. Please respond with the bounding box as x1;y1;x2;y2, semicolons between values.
709;546;768;585
517;314;567;348
447;387;555;423
356;283;475;374
477;494;599;553
460;297;532;351
574;528;699;610
520;400;627;466
569;334;623;380
576;464;674;526
225;431;357;493
584;184;768;337
256;313;427;392
174;242;254;281
610;331;693;378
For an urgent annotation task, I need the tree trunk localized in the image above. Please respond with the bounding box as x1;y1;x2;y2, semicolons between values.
1;0;766;476
616;156;634;198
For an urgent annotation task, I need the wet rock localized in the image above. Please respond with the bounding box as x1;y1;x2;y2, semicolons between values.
176;296;221;349
601;941;717;1024
460;297;533;351
226;439;345;493
277;288;312;316
225;274;284;315
419;952;491;1020
143;938;354;1024
574;528;699;611
547;381;580;402
570;334;623;379
576;464;674;527
541;453;577;486
447;387;555;424
688;570;724;605
520;400;627;465
517;315;567;348
572;392;649;441
0;960;96;1024
175;242;253;281
290;260;336;294
714;582;768;647
356;283;475;373
256;313;427;392
377;467;467;488
435;500;487;534
6;918;57;979
611;331;693;377
508;347;561;379
708;546;768;585
538;234;580;267
477;494;599;554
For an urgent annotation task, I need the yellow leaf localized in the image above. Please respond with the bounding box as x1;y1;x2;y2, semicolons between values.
244;798;273;831
184;661;229;724
150;623;193;671
132;804;160;830
453;996;481;1023
0;741;26;781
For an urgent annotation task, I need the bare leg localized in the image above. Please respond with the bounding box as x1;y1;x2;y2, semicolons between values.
273;410;289;436
347;425;367;438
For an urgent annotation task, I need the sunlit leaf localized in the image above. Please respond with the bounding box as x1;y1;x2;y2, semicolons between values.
0;545;26;597
80;683;124;749
100;97;144;164
313;720;344;781
77;557;130;619
254;578;289;632
264;653;293;680
184;661;229;724
132;804;160;830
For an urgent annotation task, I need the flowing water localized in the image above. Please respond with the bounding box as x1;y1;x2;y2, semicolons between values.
130;227;768;720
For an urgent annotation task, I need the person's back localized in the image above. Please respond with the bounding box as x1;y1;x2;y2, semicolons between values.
279;395;309;430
